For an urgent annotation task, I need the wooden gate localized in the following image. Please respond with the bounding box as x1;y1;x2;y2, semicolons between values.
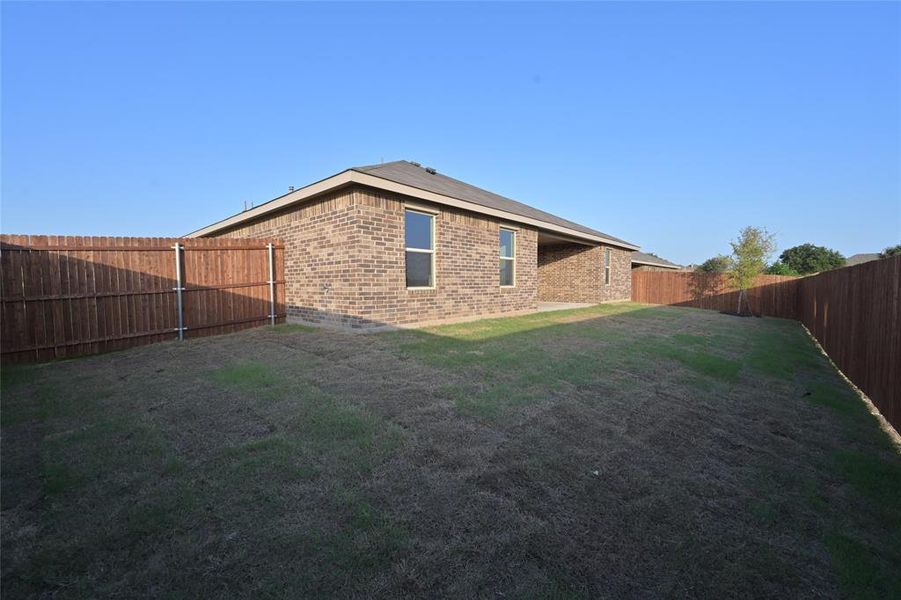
1;235;285;363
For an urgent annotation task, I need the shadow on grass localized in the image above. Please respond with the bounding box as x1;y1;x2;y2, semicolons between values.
392;303;821;417
386;303;901;598
1;303;899;598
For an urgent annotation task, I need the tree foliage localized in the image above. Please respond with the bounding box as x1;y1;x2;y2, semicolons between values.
764;261;799;276
879;244;901;258
779;243;845;274
727;227;776;315
696;255;731;274
729;227;776;292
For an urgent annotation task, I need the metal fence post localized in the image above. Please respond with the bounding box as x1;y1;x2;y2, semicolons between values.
267;243;276;326
173;243;185;340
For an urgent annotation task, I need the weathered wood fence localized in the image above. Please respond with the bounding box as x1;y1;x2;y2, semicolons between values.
631;272;800;317
1;235;285;363
632;257;901;432
795;258;900;431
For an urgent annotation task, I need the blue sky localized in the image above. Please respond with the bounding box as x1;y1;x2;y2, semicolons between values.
2;2;899;265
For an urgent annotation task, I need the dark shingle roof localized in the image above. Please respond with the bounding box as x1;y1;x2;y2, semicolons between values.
352;160;636;248
631;251;680;269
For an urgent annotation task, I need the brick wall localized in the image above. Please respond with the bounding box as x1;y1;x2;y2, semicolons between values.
538;243;631;303
212;187;365;326
211;184;631;326
212;184;539;327
351;187;538;325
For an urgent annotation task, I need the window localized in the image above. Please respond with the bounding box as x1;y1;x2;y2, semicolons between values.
405;209;435;288
604;248;612;285
500;228;516;286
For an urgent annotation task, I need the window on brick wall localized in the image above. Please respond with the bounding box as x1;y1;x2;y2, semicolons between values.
405;209;435;288
604;248;612;285
500;228;516;286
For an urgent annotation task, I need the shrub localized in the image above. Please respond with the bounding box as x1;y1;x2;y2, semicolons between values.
696;255;731;274
779;243;845;274
765;261;799;276
879;244;901;258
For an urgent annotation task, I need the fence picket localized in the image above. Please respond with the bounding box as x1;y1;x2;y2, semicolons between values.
632;260;901;432
1;235;285;363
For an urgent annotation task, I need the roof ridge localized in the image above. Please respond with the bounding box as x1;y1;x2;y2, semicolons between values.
189;160;638;249
632;251;679;267
352;159;411;172
354;161;634;246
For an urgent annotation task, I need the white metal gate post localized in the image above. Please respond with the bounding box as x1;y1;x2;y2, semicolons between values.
267;242;276;326
172;243;185;340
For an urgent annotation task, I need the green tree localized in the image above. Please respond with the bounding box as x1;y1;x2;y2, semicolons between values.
696;255;731;274
729;226;776;314
879;244;901;258
779;243;845;274
765;261;799;276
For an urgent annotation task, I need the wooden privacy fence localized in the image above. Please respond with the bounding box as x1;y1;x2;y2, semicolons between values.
631;272;800;317
795;257;900;431
1;235;285;363
632;257;901;432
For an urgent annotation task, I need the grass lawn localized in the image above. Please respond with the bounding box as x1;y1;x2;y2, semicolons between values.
2;303;899;598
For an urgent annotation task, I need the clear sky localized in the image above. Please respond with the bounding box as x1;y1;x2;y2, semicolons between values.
2;2;899;265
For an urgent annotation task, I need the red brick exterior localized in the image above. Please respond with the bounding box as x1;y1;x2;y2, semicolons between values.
211;184;630;327
213;188;365;325
213;185;541;327
352;188;538;326
538;243;632;303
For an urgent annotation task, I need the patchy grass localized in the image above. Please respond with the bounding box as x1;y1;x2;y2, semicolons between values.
1;374;112;427
2;303;898;598
746;319;823;379
272;322;316;334
806;381;871;420
209;361;282;390
403;306;742;418
833;451;901;525
826;533;901;600
646;335;742;381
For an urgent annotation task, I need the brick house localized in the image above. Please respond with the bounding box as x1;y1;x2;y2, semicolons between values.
188;161;639;328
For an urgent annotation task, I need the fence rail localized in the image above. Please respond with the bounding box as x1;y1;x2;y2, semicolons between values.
631;272;799;317
1;235;285;363
632;258;901;432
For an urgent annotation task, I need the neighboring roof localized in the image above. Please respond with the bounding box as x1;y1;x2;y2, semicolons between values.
631;251;680;269
845;253;879;267
187;160;639;249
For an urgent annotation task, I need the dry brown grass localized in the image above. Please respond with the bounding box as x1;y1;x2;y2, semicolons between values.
2;303;898;598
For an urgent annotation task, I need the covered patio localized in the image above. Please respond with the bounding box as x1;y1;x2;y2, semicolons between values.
537;231;614;304
536;301;595;312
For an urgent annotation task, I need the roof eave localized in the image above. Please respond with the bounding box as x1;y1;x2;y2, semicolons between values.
186;170;640;250
185;169;356;238
632;259;679;269
349;171;639;250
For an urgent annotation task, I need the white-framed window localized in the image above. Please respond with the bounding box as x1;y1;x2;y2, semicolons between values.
405;209;435;288
604;247;612;285
499;228;516;287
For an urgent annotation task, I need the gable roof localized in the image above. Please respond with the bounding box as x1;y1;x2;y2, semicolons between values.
187;160;638;249
352;161;635;247
845;253;879;267
631;251;680;269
